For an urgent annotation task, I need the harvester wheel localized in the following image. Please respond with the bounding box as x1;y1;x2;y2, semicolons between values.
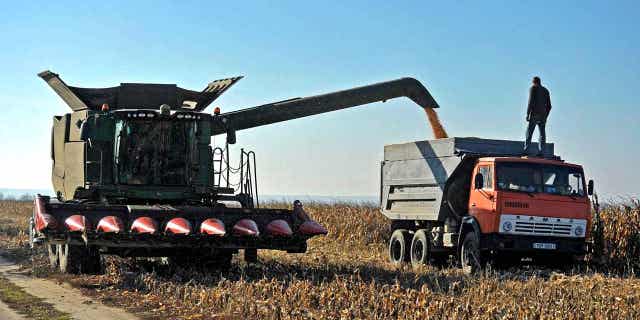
47;243;58;268
244;248;258;263
410;229;431;267
389;229;411;265
58;244;101;274
460;232;484;274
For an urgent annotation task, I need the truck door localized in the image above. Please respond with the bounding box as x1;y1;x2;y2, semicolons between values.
469;163;497;233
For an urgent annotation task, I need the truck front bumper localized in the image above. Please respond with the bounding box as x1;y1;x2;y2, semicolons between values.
480;233;587;256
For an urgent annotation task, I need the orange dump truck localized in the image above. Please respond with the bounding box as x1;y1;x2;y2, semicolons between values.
381;138;595;271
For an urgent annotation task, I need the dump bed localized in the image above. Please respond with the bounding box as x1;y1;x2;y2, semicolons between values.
380;137;555;222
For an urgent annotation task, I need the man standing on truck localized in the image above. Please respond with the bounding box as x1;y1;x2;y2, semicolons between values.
524;76;552;156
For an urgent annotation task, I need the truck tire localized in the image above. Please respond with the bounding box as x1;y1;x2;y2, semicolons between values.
58;244;101;274
410;229;431;267
389;229;411;265
47;243;58;268
460;231;483;274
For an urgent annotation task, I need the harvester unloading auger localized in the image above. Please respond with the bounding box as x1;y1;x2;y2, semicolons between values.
31;70;438;273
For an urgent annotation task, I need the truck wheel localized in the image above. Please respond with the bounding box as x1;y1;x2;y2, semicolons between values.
389;229;411;265
410;229;431;267
244;248;258;263
47;243;58;268
460;232;483;274
58;244;101;274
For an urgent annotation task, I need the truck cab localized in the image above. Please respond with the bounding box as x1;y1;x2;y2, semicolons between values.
467;157;591;264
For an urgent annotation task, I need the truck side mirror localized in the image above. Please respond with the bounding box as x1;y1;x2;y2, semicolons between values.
226;129;236;144
474;173;484;190
588;179;594;196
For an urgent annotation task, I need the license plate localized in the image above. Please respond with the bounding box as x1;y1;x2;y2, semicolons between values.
533;242;556;250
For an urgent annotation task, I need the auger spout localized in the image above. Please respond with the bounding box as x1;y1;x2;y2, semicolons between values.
212;77;439;135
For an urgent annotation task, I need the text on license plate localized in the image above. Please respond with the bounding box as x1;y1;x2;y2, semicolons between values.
533;243;556;250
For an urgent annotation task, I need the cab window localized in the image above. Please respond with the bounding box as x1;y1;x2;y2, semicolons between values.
478;166;493;189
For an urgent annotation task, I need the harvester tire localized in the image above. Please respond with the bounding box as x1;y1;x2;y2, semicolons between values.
244;248;258;263
47;243;58;268
410;229;431;267
58;244;101;274
389;229;411;265
460;232;484;274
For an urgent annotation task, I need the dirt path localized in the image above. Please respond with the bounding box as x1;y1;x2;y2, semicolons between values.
0;255;139;320
0;299;27;320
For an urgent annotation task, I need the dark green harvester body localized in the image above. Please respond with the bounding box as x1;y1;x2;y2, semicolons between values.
31;70;438;274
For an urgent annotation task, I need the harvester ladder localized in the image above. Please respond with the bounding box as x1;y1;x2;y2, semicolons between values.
239;149;259;208
212;145;230;188
84;142;104;187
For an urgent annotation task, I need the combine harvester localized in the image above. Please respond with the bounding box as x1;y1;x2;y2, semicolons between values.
382;138;597;272
30;71;439;273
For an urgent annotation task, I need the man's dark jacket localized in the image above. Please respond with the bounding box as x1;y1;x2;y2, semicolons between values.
527;84;552;121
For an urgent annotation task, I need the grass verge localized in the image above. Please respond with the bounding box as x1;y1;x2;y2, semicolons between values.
0;275;71;320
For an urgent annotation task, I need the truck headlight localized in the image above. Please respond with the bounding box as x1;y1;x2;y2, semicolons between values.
574;226;584;236
502;221;513;232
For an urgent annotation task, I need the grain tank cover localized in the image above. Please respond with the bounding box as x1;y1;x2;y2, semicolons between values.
38;70;242;112
383;137;555;161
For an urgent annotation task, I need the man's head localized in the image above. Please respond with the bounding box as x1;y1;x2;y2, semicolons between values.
532;76;541;85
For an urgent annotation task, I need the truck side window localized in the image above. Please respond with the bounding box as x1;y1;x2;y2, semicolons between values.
479;166;493;189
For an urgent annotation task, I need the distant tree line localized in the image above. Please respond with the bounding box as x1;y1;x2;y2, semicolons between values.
0;192;35;202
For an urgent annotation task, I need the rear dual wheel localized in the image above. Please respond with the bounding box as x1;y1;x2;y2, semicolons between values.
389;229;411;265
410;229;449;267
389;228;449;267
410;230;430;267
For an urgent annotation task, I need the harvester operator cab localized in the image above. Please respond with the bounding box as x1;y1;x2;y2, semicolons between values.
113;111;198;186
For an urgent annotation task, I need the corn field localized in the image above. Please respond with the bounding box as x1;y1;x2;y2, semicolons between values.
1;199;640;319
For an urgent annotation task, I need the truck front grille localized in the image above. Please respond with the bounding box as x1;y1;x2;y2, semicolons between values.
513;220;572;236
499;214;587;238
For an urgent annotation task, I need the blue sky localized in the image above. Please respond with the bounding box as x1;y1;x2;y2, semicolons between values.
0;1;638;199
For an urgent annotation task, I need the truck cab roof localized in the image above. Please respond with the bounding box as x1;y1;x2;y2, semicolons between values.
479;156;583;169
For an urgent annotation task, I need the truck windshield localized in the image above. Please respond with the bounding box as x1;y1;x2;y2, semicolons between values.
114;119;198;185
496;162;586;197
